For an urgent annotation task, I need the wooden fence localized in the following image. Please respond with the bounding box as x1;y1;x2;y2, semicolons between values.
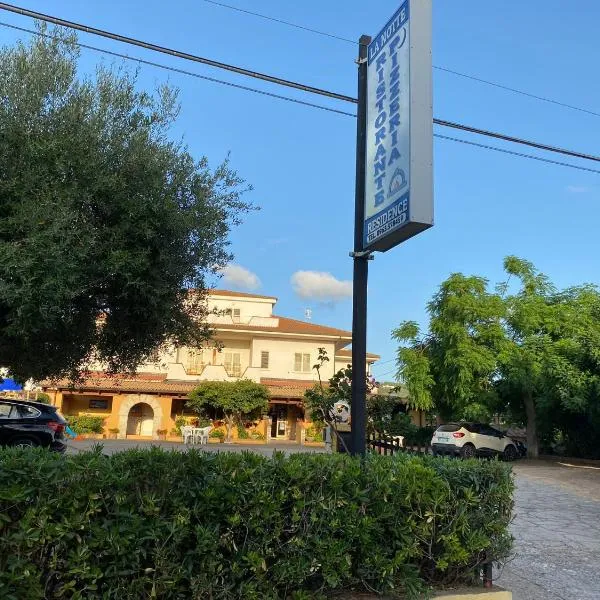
367;432;432;456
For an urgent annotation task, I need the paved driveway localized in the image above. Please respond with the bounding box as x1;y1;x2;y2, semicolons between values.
497;460;600;600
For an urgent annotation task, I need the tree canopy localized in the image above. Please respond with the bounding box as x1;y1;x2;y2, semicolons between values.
187;380;269;442
0;26;252;382
394;256;600;458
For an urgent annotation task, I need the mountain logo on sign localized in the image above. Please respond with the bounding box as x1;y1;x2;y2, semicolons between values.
388;168;407;197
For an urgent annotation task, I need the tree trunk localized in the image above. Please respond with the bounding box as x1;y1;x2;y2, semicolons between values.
524;391;539;458
225;415;234;443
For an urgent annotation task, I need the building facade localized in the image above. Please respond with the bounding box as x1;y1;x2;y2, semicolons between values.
42;290;379;441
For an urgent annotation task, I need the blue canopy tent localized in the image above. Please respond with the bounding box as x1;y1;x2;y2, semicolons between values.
0;378;22;391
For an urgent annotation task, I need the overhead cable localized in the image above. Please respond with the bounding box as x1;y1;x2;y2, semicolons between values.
0;1;357;104
0;21;357;118
201;0;600;119
1;3;599;168
434;134;600;175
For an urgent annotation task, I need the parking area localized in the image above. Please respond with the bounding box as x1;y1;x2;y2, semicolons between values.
498;460;600;600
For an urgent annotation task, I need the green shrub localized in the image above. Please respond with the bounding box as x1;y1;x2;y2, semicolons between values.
304;424;323;442
250;430;265;441
405;426;437;447
67;414;104;434
209;429;225;439
237;423;249;439
35;392;51;404
0;449;513;600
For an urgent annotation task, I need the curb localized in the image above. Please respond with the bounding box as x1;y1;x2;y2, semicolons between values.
434;587;511;599
539;454;600;467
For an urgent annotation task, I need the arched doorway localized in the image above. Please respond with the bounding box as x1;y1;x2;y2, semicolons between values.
126;402;154;436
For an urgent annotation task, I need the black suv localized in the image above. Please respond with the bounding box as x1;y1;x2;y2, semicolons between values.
0;398;67;452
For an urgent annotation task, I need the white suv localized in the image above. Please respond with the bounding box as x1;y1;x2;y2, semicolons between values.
431;422;520;461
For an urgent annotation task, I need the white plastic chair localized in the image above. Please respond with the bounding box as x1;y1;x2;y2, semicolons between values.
194;426;212;445
181;425;194;445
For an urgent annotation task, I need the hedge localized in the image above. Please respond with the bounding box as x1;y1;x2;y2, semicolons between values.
0;448;513;599
67;414;105;434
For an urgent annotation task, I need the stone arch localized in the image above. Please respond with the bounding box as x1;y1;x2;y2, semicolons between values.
118;394;163;440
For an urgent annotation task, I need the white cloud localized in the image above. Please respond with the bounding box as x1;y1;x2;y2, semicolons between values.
291;271;352;302
219;264;261;290
565;185;589;194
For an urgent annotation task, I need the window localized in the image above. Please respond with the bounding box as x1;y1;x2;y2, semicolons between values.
0;402;18;419
89;399;108;410
185;349;206;374
224;352;241;377
294;353;311;372
233;308;241;323
18;405;41;418
260;351;269;369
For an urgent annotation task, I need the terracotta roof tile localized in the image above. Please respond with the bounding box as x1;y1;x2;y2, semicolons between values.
43;374;319;400
261;378;318;399
335;348;380;360
216;316;352;338
43;377;197;395
207;289;277;301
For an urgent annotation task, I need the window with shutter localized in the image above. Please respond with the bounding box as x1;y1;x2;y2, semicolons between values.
224;352;241;377
260;351;269;369
294;353;311;372
185;349;205;374
302;353;311;372
233;308;241;323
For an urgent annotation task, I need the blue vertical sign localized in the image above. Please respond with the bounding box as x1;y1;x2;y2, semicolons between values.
363;0;433;252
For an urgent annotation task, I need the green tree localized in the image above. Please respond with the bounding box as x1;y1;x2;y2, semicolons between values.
0;26;252;383
187;380;269;442
393;274;505;423
393;256;600;458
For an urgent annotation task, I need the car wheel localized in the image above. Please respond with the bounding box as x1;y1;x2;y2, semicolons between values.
503;444;518;462
11;437;40;449
460;443;476;459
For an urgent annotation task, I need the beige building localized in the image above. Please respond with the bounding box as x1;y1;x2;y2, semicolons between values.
43;290;379;441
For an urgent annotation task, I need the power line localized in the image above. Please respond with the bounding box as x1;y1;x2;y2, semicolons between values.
200;0;356;45
434;134;600;175
1;2;599;168
435;119;600;164
0;21;357;118
1;24;598;175
433;66;600;119
202;0;600;119
0;1;357;104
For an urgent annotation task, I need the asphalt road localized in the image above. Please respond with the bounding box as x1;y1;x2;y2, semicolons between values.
497;460;600;600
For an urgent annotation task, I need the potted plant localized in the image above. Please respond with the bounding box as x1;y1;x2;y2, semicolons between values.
209;429;225;443
157;429;168;441
108;427;119;439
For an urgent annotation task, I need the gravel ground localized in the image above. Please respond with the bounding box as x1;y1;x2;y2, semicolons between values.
497;460;600;600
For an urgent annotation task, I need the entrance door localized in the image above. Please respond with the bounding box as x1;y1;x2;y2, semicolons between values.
270;405;289;439
127;403;154;436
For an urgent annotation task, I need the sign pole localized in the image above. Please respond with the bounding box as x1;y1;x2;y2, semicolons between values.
350;34;371;457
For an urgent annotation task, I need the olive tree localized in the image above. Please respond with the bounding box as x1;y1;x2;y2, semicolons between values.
0;26;252;382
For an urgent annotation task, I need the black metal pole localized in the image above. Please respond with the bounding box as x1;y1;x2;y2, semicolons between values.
350;34;371;457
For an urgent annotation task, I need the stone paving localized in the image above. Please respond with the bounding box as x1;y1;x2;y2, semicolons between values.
497;460;600;600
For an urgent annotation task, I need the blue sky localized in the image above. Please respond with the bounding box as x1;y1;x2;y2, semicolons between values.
1;1;599;380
